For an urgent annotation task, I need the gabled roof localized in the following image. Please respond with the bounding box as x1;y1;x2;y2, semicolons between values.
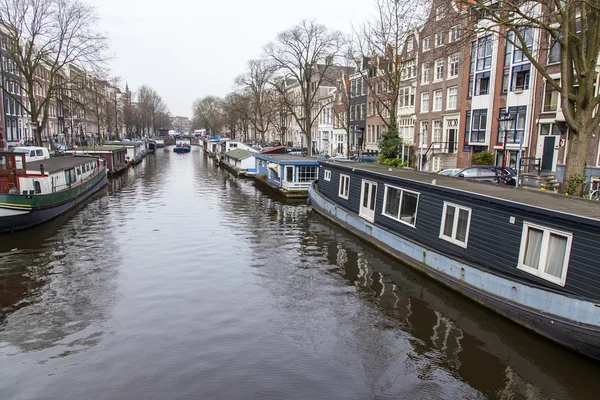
225;149;254;160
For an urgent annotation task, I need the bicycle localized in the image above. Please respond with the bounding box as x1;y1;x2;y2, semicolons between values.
582;180;600;201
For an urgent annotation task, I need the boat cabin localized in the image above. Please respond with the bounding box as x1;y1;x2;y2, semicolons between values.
254;154;320;195
107;141;145;164
0;153;102;195
66;146;127;175
222;149;257;176
316;161;600;299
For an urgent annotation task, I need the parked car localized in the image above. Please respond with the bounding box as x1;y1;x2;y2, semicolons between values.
454;166;517;186
438;168;461;176
11;146;50;163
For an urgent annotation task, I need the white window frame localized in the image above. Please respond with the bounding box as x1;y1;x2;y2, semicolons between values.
448;54;459;78
423;36;431;52
338;174;350;199
433;89;443;112
324;169;331;181
421;92;429;113
381;184;420;228
446;86;457;110
439;202;472;248
517;222;572;286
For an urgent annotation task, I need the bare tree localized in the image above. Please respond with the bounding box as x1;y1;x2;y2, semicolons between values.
354;0;428;128
235;58;278;145
192;95;224;137
265;20;345;155
0;0;108;146
223;92;251;142
460;0;600;193
137;85;167;136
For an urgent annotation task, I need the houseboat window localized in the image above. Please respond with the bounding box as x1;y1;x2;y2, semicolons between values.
297;166;317;182
285;166;294;182
339;174;350;199
439;202;472;248
33;181;41;194
324;170;331;182
518;222;572;286
76;167;81;175
382;185;419;227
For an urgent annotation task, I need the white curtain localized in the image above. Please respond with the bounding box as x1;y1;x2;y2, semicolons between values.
523;228;543;268
545;234;567;278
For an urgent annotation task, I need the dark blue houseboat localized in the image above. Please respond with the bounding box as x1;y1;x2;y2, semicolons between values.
309;161;600;361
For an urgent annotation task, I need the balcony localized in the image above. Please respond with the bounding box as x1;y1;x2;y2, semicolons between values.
282;180;312;191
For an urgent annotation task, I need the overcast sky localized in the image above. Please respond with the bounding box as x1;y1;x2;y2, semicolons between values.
89;0;374;118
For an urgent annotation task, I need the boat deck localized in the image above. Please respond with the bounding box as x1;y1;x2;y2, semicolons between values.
323;161;600;222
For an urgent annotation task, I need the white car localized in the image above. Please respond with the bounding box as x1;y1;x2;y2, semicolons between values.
11;146;50;163
438;168;461;176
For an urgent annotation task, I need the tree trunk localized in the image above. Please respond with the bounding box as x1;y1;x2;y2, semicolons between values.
562;128;589;195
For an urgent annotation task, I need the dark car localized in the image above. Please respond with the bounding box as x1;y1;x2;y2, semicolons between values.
455;166;517;186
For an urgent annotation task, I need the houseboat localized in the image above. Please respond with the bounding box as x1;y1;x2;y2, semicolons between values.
66;146;128;176
309;161;600;361
0;152;107;233
107;141;146;165
202;139;221;157
254;154;320;198
154;139;165;148
221;149;257;177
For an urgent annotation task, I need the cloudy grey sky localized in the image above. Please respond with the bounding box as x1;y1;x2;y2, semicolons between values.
89;0;374;118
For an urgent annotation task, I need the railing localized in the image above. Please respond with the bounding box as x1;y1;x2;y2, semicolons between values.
519;157;541;175
282;180;312;191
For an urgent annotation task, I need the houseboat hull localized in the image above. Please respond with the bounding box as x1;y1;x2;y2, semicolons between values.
0;171;107;233
173;146;191;153
308;183;600;361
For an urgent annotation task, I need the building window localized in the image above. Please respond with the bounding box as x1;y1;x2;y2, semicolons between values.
423;36;431;52
433;89;443;111
422;62;431;84
339;174;350;199
420;120;429;147
518;222;572;286
435;58;444;81
398;118;414;142
324;170;331;181
421;92;429;113
362;77;367;96
501;68;510;93
446;87;457;110
297;166;317;182
464;109;487;144
439;202;472;248
511;64;530;91
449;25;460;43
474;35;493;71
399;86;415;108
435;33;444;48
449;54;459;78
407;38;413;52
475;72;490;95
511;28;534;64
382;185;420;227
548;38;561;64
433;120;443;143
543;79;560;112
498;106;527;144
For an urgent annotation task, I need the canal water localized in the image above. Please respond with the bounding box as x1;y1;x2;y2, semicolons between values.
1;148;599;400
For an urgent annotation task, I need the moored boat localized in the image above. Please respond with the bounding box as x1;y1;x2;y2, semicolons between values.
173;143;191;153
309;160;600;361
0;152;107;233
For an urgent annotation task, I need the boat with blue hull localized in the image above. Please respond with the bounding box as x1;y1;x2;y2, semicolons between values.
309;161;600;361
0;152;107;233
173;143;191;153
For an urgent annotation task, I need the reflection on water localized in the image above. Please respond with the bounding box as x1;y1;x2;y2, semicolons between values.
0;147;599;400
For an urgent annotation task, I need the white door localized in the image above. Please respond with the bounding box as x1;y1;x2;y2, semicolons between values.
359;180;377;222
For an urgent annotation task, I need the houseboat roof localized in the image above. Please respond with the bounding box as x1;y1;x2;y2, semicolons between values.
67;146;125;153
26;155;99;174
225;149;254;160
255;154;321;165
106;141;143;147
323;161;600;222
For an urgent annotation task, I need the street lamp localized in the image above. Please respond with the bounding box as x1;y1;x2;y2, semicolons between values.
419;123;428;171
498;113;515;172
498;113;515;185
